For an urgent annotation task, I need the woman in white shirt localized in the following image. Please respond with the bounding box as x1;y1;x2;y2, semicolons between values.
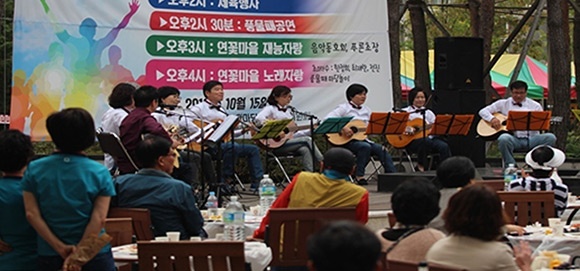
254;85;322;172
401;87;451;171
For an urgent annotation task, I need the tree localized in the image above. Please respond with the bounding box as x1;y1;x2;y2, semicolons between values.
389;0;403;108
408;0;432;92
547;0;571;150
1;0;14;116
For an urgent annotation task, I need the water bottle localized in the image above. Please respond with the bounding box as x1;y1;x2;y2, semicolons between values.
259;174;276;216
418;261;429;271
504;163;518;191
205;191;219;219
223;196;245;241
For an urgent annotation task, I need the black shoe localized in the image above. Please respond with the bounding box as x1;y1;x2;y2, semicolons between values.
357;178;368;186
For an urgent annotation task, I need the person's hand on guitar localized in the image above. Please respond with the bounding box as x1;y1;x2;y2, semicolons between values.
490;117;502;130
340;126;354;138
403;126;415;136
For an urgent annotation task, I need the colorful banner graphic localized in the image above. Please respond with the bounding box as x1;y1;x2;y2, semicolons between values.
12;0;392;141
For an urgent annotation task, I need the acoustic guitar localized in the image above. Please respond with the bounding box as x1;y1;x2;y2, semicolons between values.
326;119;368;146
385;118;432;148
476;113;509;138
254;121;316;149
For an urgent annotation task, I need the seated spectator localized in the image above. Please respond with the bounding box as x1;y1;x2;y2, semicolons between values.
426;184;532;271
307;220;382;271
22;108;116;271
429;156;524;235
0;130;36;270
508;145;569;217
253;147;369;239
113;135;206;239
429;156;476;232
376;178;444;263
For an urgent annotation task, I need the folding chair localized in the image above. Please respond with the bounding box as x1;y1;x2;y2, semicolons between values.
96;131;139;175
267;151;299;186
108;208;155;241
137;241;245;271
266;207;357;268
497;191;555;226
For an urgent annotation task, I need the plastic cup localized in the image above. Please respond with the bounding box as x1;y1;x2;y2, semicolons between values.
166;231;181;241
189;236;202;241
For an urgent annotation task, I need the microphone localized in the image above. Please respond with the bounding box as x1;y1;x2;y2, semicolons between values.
291;106;318;119
392;107;405;112
159;103;178;110
288;105;296;112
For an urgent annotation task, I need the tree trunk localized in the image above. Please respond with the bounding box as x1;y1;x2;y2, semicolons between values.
478;0;495;101
547;0;570;151
575;0;580;107
468;0;481;37
388;0;403;108
408;0;431;94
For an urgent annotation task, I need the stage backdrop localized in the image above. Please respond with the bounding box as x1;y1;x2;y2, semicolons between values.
12;0;393;141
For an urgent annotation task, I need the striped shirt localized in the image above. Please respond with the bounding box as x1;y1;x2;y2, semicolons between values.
508;176;569;216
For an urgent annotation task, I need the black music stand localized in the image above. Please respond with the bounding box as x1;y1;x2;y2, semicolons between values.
429;114;474;137
506;111;551;151
204;115;240;204
252;119;293;186
314;117;354;135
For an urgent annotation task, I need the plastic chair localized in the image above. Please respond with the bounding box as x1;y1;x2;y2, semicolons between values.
497;191;556;226
108;208;155;241
137;241;245;271
266;207;357;268
96;131;139;175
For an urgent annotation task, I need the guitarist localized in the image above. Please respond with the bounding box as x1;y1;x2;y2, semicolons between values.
254;85;323;172
152;86;217;185
478;80;556;168
190;80;264;190
324;83;396;185
401;87;451;172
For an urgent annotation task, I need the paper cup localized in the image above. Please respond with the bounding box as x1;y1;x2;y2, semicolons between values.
189;236;202;241
215;233;225;241
250;205;261;216
166;231;181;241
200;210;209;219
548;218;561;228
569;193;577;203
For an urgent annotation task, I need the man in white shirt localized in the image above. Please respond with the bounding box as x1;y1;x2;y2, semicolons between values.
191;81;264;189
478;80;556;167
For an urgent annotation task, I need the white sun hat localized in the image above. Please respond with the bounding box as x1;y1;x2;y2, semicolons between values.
525;145;566;171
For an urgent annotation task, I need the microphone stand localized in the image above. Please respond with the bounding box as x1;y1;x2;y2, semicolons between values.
190;107;210;208
290;106;318;170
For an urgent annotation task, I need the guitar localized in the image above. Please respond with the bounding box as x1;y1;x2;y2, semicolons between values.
476;113;509;138
326;119;368;146
385;118;433;148
254;121;316;149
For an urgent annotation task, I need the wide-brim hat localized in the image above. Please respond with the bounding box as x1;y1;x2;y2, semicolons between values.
525;145;566;170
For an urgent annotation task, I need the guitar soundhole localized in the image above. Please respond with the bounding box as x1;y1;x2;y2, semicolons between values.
351;127;358;133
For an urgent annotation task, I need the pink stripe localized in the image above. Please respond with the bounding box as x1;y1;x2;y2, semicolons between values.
526;57;548;88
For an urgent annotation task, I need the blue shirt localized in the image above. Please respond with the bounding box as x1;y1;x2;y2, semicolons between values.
21;153;115;256
0;176;37;270
113;169;206;239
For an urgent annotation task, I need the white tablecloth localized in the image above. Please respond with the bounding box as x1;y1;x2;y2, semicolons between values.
507;229;580;258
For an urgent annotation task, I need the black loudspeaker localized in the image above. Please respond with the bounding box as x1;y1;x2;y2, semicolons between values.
434;37;484;90
431;89;486;167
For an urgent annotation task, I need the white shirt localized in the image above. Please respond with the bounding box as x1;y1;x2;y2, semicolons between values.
191;100;245;137
255;104;308;137
402;105;436;124
324;102;371;123
478;97;543;138
152;107;200;134
100;107;130;170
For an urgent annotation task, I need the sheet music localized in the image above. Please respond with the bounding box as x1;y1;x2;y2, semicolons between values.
207;115;240;143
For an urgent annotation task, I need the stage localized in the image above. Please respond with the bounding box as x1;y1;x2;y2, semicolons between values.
376;168;580;194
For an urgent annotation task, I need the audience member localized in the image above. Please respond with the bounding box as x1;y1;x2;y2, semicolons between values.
426;184;532;271
0;130;36;270
113;135;206;239
376;178;444;263
508;145;569;216
307;220;382;271
100;82;136;171
253;147;369;239
22;108;116;271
